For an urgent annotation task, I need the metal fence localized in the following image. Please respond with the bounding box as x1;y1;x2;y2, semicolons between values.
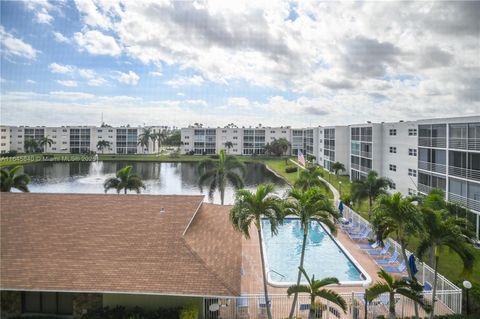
204;290;461;319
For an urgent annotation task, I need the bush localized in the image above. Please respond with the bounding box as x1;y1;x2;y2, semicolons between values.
340;194;351;205
1;150;18;157
285;166;298;173
210;154;220;159
179;304;199;319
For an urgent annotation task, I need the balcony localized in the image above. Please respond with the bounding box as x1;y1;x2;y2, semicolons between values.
360;151;372;158
448;166;480;182
448;193;480;213
418;137;447;148
351;163;360;170
361;136;372;142
418;161;447;174
449;138;480;151
418;183;433;195
360;165;371;173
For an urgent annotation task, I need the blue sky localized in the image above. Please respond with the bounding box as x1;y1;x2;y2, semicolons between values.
1;1;479;127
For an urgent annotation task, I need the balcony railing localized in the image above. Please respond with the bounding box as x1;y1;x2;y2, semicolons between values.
361;135;372;142
360;165;371;173
418;137;447;148
360;151;372;158
418;161;447;174
351;163;360;170
449;138;480;151
448;166;480;182
418;183;433;194
448;193;480;212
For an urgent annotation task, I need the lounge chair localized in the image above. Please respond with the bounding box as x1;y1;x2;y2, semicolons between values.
358;241;379;249
374;251;400;265
382;261;406;273
423;281;432;292
350;228;371;240
367;242;391;256
343;222;360;233
347;225;366;235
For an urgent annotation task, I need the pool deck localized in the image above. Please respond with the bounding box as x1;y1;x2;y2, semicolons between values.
240;223;387;294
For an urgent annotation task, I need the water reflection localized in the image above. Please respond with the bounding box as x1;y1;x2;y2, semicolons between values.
21;161;289;205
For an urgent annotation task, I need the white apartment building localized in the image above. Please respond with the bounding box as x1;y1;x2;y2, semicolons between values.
2;125;169;154
181;125;291;155
317;126;350;173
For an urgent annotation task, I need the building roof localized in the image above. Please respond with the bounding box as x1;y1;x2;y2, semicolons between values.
1;193;241;297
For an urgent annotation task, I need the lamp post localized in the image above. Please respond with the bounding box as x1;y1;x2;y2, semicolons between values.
339;181;342;197
463;280;472;315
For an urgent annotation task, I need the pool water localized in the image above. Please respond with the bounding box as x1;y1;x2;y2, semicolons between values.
261;218;366;285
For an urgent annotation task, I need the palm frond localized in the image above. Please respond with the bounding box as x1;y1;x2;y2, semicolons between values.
314;289;347;312
287;285;311;296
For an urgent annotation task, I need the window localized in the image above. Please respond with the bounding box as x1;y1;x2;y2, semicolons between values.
233;136;238;140
408;128;417;136
408;148;417;156
23;292;73;315
222;130;227;133
1;143;5;146
270;130;275;133
98;129;103;132
389;164;397;171
408;169;417;177
408;188;417;195
108;129;113;132
62;129;67;132
1;128;5;132
389;146;397;153
282;130;286;133
389;129;397;136
1;136;5;139
18;135;22;138
391;183;396;189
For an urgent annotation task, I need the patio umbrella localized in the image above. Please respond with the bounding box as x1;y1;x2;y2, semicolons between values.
338;200;344;216
408;254;418;276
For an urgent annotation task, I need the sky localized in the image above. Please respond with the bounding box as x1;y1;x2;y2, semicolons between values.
0;0;479;128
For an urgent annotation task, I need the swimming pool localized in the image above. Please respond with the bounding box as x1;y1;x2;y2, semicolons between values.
261;218;371;287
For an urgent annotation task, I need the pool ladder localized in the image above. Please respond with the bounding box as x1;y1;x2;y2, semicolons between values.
270;269;286;280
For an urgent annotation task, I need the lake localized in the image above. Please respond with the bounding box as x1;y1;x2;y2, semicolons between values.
20;161;289;205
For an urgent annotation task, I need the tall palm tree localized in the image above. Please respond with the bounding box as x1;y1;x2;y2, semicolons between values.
0;166;30;192
198;149;245;205
371;192;422;318
24;138;38;153
37;136;54;153
224;141;233;154
286;187;338;318
366;270;431;319
104;165;145;194
138;127;154;154
417;208;474;319
230;184;284;319
287;267;346;319
96;140;111;154
329;161;345;180
154;130;167;154
294;166;327;191
351;170;393;218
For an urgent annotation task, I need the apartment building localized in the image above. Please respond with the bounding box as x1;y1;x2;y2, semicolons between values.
317;126;350;173
2;125;169;154
181;125;291;155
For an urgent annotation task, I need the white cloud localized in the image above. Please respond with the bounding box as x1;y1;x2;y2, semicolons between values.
49;63;75;74
227;97;251;109
0;26;38;60
116;71;140;85
25;0;55;25
149;71;163;77
74;0;112;30
56;80;78;87
74;30;121;56
77;68;96;79
165;75;204;88
88;78;108;86
53;31;70;43
49;91;95;100
26;79;36;84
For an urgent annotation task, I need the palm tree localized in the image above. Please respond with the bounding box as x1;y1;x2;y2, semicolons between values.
224;141;233;154
330;162;345;180
154;130;167;154
198;149;245;205
0;166;30;192
230;184;284;319
37;136;54;153
24;138;38;153
294;166;327;191
138;127;154;154
366;270;431;319
417;208;474;319
351;170;393;218
104;165;145;194
371;192;422;318
96;140;111;154
286;187;338;318
287;267;346;319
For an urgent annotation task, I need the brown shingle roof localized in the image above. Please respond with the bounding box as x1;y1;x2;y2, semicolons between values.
0;193;241;297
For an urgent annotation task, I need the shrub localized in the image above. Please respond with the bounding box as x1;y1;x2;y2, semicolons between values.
210;154;220;159
1;150;18;157
179;304;199;319
285;166;298;173
340;194;351;205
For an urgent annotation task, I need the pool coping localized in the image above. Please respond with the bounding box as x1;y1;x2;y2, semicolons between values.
261;217;372;288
